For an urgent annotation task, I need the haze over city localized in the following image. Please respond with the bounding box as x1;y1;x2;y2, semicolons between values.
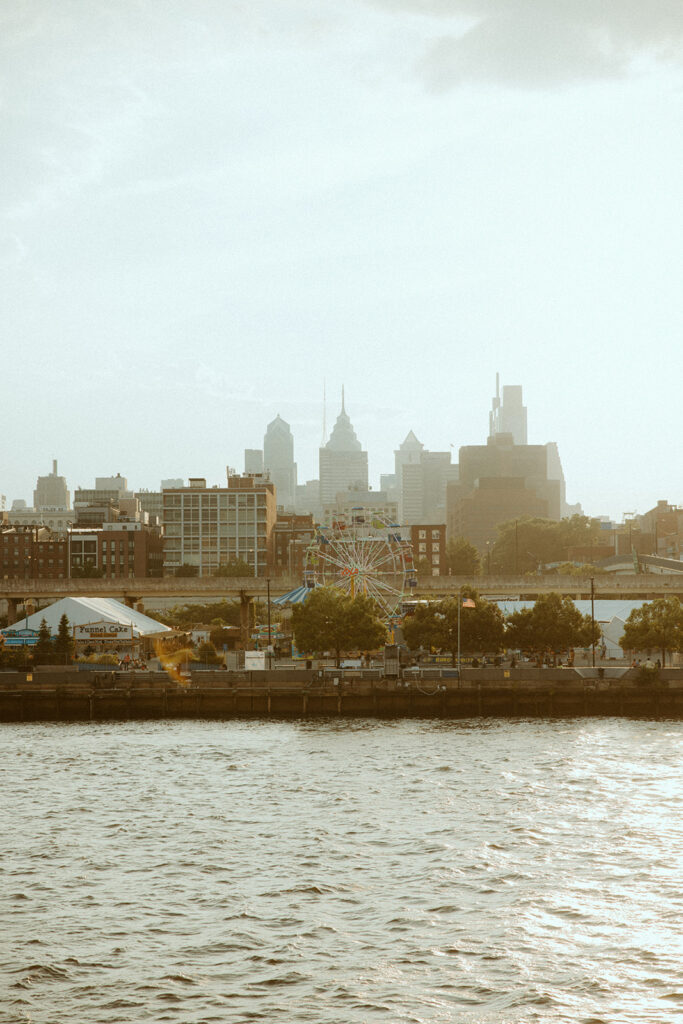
2;1;682;518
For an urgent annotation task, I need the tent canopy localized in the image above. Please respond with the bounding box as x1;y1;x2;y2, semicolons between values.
2;597;171;638
272;585;314;606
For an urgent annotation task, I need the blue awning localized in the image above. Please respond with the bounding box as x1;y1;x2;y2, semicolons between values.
272;585;315;606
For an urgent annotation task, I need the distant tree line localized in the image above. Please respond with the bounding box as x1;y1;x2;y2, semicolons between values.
291;589;683;668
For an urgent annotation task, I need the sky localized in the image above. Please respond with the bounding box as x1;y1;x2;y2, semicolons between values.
2;0;682;520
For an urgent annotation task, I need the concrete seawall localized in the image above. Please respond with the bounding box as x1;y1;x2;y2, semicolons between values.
1;668;682;722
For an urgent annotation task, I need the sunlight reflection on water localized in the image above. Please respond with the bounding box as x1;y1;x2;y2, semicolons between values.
2;718;682;1023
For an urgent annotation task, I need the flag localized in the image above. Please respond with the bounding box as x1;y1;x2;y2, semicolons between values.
462;598;476;609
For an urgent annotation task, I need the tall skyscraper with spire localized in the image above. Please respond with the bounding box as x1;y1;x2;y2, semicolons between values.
263;415;297;510
489;373;528;445
34;460;70;510
319;388;369;507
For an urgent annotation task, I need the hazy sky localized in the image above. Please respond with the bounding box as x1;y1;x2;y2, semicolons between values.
2;0;682;519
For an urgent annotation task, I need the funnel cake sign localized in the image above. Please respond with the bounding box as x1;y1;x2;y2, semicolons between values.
73;620;138;641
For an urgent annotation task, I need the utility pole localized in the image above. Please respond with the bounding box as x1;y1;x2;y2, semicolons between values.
590;576;596;669
514;520;518;576
266;577;272;669
457;585;461;682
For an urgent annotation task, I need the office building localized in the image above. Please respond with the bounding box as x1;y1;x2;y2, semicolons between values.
244;449;264;475
162;473;276;577
319;391;368;507
263;415;297;510
34;460;70;510
489;374;527;445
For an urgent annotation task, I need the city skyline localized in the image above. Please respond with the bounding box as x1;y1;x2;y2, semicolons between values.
2;3;682;521
2;376;679;525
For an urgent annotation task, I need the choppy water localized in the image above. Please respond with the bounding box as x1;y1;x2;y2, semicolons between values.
2;718;682;1024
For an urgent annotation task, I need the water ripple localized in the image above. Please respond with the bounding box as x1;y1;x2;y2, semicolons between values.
1;718;682;1022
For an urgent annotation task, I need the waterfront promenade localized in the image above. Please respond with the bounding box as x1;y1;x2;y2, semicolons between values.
2;667;682;721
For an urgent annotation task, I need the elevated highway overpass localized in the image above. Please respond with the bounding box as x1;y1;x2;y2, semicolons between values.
2;573;683;624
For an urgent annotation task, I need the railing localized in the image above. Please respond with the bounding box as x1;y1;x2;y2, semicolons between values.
1;573;683;601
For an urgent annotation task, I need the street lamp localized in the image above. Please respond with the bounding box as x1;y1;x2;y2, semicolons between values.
66;520;73;580
266;577;272;670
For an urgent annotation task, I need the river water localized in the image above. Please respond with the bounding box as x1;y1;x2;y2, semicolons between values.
2;719;682;1023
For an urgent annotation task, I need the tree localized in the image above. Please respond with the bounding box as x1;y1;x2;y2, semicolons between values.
446;537;481;575
491;516;604;575
175;563;199;577
213;559;253;577
292;587;386;666
196;641;223;665
546;562;606;577
34;618;54;659
71;564;105;578
209;625;235;648
505;592;599;664
155;600;242;629
54;613;74;662
403;590;505;665
620;598;683;667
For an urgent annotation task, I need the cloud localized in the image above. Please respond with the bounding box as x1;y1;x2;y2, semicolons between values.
371;0;683;87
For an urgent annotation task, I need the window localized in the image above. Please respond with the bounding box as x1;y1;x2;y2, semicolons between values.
431;530;440;540
418;530;426;539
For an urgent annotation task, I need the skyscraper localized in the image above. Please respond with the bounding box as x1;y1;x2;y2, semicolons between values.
319;389;368;507
244;449;264;475
263;415;297;510
34;460;70;510
489;374;528;445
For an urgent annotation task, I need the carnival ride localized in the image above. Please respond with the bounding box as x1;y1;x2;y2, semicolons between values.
302;509;416;622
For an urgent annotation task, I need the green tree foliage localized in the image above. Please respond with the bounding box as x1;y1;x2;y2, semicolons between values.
34;617;53;655
175;563;199;577
212;559;253;577
505;592;599;663
446;537;481;575
196;641;223;665
491;516;604;574
71;564;105;578
292;587;386;666
33;614;54;663
54;613;74;661
402;590;504;665
209;626;236;648
156;600;242;629
546;562;606;577
620;598;683;666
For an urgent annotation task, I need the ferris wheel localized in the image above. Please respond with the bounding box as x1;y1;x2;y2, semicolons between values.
303;509;416;621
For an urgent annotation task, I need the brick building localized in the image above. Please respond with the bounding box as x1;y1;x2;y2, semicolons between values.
410;524;447;576
99;522;164;578
1;526;68;579
273;513;315;577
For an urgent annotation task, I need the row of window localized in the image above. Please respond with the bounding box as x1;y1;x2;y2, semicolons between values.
164;495;266;508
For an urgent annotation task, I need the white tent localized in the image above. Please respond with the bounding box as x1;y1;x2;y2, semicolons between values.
7;597;171;638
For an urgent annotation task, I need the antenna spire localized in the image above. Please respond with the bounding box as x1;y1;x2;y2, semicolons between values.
341;383;345;413
322;379;327;445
